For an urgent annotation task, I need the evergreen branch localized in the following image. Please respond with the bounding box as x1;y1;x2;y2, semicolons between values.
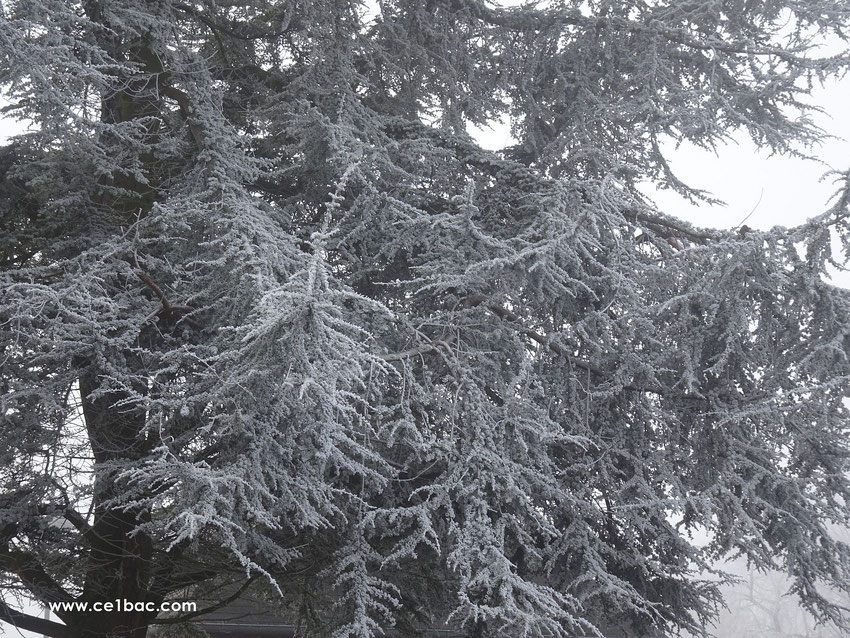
383;117;718;245
627;209;717;243
463;295;601;374
467;2;827;60
381;339;454;362
463;295;662;394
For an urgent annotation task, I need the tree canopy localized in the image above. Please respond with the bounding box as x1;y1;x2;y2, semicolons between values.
2;1;850;637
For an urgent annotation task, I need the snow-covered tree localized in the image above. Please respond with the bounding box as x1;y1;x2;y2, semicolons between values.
2;1;850;637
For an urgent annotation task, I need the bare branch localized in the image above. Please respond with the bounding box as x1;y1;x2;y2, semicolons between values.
136;270;170;310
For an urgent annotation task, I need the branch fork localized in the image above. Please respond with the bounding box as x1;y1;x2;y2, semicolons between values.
136;270;202;330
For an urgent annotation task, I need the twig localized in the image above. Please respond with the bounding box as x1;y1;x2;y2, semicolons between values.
735;188;763;231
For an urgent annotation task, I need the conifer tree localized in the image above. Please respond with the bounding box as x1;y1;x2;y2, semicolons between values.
2;1;850;637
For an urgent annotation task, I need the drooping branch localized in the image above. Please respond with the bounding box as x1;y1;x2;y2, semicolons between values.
0;547;74;618
0;600;69;638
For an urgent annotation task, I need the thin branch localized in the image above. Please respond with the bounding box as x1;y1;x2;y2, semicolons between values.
627;209;716;243
173;2;235;67
735;188;763;230
136;270;170;310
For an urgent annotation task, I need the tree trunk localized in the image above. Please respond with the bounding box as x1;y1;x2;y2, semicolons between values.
71;8;165;634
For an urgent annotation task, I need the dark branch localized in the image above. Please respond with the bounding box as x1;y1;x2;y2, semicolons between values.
135;269;203;330
463;295;604;374
627;209;716;243
152;575;260;625
136;270;170;310
0;547;74;622
0;601;69;638
381;339;454;362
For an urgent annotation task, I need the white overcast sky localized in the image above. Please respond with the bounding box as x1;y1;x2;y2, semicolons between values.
650;73;850;231
653;71;850;288
471;71;850;229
